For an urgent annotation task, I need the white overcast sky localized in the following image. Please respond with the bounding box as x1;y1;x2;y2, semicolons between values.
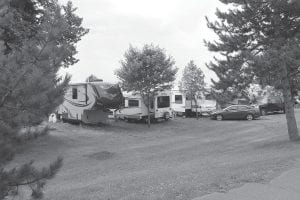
59;0;226;84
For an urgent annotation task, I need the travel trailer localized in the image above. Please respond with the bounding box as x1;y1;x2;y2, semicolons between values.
158;90;186;117
57;81;123;124
185;89;217;116
116;94;151;121
116;90;182;122
169;90;186;116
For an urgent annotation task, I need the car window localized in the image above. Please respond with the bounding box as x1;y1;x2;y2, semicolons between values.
268;97;282;104
226;105;237;111
268;98;277;103
238;106;249;111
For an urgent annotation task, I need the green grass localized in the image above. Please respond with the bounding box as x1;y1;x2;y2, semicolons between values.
11;111;300;200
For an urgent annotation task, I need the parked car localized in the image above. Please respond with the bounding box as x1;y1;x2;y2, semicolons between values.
211;105;261;121
259;97;285;116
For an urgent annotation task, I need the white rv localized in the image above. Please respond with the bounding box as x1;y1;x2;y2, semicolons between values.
116;91;176;122
185;90;217;116
57;81;123;124
116;94;150;121
166;90;186;116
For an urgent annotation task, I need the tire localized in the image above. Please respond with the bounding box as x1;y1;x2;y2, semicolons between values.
246;114;253;121
164;112;170;121
260;109;267;116
216;114;223;121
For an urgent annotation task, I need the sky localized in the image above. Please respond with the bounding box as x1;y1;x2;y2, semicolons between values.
59;0;226;84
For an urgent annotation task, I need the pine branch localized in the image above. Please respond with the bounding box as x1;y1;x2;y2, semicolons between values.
0;69;30;108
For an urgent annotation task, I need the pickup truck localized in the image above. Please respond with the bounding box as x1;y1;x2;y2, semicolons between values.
259;98;285;115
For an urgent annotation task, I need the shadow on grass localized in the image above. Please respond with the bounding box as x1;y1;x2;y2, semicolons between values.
254;138;300;150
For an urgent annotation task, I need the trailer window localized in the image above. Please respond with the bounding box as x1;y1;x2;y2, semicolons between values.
72;88;78;99
175;95;183;104
157;96;170;108
128;99;139;107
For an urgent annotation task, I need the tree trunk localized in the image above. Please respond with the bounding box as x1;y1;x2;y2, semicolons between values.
281;65;300;141
195;98;199;120
147;93;151;128
282;88;299;141
190;93;194;118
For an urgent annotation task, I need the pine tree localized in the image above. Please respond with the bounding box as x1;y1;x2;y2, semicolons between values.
115;44;178;127
206;0;300;141
0;0;88;199
182;60;206;119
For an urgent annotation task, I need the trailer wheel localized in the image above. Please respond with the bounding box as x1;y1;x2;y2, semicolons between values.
164;112;170;120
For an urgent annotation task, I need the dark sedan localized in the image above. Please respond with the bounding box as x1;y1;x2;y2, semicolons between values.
211;105;261;121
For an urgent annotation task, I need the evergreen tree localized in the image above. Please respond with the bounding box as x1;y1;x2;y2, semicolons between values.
0;0;88;199
1;0;39;54
115;44;178;127
206;0;300;141
181;60;206;119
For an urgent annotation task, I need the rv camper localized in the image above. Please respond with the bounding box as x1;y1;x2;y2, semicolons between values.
156;90;185;118
57;81;123;124
185;90;217;117
116;94;151;121
116;91;176;122
168;90;186;116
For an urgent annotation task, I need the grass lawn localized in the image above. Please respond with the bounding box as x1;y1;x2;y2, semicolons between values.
11;110;300;200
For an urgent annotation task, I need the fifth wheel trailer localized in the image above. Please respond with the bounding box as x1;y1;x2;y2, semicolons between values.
57;81;123;124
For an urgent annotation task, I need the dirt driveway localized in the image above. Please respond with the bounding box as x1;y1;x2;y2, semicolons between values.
13;111;300;200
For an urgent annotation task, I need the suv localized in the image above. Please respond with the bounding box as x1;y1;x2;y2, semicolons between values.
259;97;285;115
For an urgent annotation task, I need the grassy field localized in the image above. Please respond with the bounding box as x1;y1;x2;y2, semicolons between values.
12;111;300;200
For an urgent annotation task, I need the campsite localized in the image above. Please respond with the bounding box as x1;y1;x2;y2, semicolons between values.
11;111;300;200
2;0;300;200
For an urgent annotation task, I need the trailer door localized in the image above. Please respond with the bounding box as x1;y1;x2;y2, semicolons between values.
155;96;172;118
